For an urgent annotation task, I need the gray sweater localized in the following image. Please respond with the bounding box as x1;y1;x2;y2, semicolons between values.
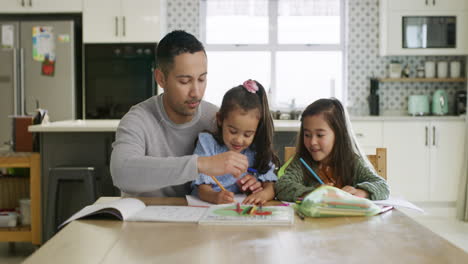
110;94;218;197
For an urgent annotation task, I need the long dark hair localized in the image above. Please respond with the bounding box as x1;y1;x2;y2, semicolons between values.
296;98;356;186
213;80;279;174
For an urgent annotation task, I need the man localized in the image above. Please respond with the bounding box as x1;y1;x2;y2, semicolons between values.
111;30;261;197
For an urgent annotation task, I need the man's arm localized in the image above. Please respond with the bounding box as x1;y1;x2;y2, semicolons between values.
110;113;198;195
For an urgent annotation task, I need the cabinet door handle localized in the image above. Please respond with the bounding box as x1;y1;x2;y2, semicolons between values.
432;126;436;146
123;16;126;37
425;0;428;5
433;0;435;5
28;0;32;6
115;17;119;36
21;0;25;7
425;126;428;146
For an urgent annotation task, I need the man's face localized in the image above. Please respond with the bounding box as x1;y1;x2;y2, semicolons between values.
156;51;207;124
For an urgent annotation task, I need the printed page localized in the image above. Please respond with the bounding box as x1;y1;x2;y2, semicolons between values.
186;194;247;207
60;198;146;228
373;197;424;213
127;206;207;222
198;204;294;226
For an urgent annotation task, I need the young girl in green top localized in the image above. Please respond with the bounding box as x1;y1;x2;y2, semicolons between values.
275;98;389;202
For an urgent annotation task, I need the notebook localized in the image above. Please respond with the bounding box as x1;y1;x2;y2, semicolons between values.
59;198;207;228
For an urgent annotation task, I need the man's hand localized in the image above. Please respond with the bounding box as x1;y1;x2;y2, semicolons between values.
197;151;248;178
236;174;262;194
341;185;369;198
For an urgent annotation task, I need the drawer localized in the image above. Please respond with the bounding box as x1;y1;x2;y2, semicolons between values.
351;121;383;148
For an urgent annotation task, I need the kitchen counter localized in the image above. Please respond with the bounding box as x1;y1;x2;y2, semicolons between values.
29;115;466;133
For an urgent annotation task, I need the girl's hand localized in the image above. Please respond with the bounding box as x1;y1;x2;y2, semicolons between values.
236;174;263;194
243;191;268;205
214;190;235;204
341;185;369;198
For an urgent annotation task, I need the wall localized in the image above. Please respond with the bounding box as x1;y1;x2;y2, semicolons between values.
167;0;466;115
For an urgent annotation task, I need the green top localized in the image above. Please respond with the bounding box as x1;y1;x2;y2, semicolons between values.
274;157;390;202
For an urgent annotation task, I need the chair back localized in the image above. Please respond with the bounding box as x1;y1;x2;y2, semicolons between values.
283;147;387;180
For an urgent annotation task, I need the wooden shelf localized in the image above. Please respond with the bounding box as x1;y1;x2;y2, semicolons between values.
0;152;41;245
0;226;32;242
378;78;466;83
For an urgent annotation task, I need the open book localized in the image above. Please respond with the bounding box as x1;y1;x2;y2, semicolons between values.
59;198;207;228
61;198;295;228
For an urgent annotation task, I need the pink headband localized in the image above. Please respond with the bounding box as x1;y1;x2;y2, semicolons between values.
243;79;259;93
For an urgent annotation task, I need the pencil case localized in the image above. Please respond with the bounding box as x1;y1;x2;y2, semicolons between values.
295;185;380;218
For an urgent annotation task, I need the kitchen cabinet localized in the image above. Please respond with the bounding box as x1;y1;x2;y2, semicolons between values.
1;0;82;13
352;121;384;155
83;0;166;43
0;153;41;245
380;0;468;55
383;120;465;202
387;0;466;11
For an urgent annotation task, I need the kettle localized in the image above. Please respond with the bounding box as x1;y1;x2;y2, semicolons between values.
432;89;449;115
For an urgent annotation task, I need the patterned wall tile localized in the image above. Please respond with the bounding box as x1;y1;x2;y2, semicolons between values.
166;0;200;38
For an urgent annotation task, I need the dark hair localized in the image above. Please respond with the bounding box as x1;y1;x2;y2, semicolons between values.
214;81;279;174
155;30;205;76
296;98;356;187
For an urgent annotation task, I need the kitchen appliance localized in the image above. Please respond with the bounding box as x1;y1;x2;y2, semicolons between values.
455;90;466;115
408;95;430;116
432;89;449;115
403;16;456;49
84;44;156;119
0;18;78;149
368;78;379;116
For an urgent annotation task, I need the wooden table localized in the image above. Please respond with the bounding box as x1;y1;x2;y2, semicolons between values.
0;152;41;245
24;197;468;263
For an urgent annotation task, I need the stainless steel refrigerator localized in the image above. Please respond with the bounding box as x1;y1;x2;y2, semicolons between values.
0;20;76;149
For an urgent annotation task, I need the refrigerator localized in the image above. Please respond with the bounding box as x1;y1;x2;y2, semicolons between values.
0;20;76;149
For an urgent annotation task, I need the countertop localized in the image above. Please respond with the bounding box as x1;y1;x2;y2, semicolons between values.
28;115;466;133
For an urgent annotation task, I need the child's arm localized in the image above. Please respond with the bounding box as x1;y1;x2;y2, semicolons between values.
274;159;318;202
350;158;390;200
243;182;275;205
198;184;235;204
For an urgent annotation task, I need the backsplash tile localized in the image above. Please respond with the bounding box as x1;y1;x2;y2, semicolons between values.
167;0;466;115
347;0;466;115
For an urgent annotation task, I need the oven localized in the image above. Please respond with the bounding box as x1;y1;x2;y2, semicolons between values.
84;43;156;119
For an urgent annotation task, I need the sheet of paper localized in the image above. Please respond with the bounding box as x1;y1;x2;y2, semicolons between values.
373;197;424;213
1;25;14;48
186;194;247;207
127;206;207;222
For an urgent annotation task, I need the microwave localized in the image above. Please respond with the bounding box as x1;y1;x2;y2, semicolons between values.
380;2;468;56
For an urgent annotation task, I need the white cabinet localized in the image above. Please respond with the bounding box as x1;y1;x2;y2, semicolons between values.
388;0;466;11
380;0;468;56
429;121;466;201
83;0;166;43
383;120;465;202
351;121;384;155
1;0;82;13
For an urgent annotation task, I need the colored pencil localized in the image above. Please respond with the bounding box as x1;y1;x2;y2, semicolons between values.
210;175;227;191
299;158;325;185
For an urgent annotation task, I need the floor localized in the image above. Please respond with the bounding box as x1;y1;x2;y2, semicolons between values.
1;204;468;263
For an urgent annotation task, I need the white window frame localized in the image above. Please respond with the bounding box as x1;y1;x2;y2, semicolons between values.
200;0;347;110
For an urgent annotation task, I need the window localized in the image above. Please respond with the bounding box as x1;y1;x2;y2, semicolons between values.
200;0;345;110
